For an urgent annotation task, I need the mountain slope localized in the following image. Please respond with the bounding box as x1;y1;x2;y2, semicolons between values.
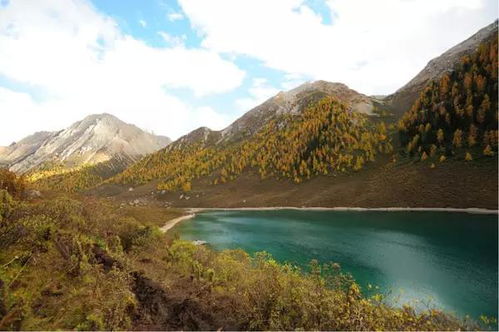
220;80;381;143
166;80;384;149
387;20;498;117
398;32;498;161
0;113;171;173
111;90;391;191
0;131;57;168
103;22;498;209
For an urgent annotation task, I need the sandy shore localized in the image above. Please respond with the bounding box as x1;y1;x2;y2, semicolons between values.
160;213;196;233
189;206;498;215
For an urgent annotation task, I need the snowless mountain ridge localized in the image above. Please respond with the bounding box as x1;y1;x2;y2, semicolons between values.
1;21;496;174
172;80;379;148
173;20;498;148
387;20;498;116
0;113;171;173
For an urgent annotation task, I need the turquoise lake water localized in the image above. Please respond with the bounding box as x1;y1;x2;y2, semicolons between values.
173;210;498;318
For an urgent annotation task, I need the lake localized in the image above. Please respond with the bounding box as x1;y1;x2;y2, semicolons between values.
173;209;498;318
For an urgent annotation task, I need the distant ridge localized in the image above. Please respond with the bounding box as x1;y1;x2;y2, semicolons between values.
0;113;171;173
169;80;382;149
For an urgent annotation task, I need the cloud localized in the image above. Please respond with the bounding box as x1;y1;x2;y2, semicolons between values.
139;19;147;27
281;73;310;91
179;0;498;95
0;86;189;146
167;12;184;21
236;78;280;111
193;106;232;130
158;31;186;47
0;0;245;144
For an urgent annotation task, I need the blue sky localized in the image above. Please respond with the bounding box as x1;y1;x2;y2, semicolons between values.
0;0;497;145
89;0;311;116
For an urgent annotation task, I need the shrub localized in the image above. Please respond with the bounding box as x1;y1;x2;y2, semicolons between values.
0;196;489;331
0;169;25;199
0;189;13;222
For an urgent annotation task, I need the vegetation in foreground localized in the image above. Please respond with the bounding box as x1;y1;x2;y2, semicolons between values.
0;171;494;331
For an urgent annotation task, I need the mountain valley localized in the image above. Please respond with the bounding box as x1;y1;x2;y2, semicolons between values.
0;4;497;330
88;21;498;210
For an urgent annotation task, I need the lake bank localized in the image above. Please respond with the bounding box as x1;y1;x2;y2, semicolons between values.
189;206;498;214
173;209;498;318
162;206;498;235
160;213;196;233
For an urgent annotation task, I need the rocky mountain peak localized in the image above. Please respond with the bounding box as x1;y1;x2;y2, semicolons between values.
0;114;171;173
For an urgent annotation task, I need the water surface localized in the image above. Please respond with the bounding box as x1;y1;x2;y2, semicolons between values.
173;209;498;318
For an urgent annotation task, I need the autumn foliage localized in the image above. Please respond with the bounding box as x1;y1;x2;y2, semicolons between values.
398;36;498;161
112;97;392;191
0;168;26;199
0;195;487;330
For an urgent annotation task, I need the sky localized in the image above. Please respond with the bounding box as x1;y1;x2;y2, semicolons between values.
0;0;497;145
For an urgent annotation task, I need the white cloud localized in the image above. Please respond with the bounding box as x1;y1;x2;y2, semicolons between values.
179;0;498;95
139;19;147;27
167;12;184;21
236;78;280;111
281;73;310;91
193;106;232;130
158;31;186;47
0;0;245;145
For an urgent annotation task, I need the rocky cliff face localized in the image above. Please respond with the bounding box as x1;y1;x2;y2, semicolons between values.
386;20;498;117
0;113;171;173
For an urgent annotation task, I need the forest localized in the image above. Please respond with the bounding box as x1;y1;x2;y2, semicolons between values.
112;97;392;192
398;36;498;162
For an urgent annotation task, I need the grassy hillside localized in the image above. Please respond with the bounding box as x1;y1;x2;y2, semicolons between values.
109;157;496;210
0;174;492;330
398;35;498;163
111;97;392;191
25;156;135;193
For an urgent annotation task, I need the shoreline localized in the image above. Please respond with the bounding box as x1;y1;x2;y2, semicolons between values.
160;213;196;233
188;206;499;215
160;206;497;231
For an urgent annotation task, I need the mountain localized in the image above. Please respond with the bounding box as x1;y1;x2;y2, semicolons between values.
387;20;498;117
164;81;385;150
220;81;381;143
102;22;497;210
0;113;171;173
21;21;497;210
398;31;497;161
0;131;56;169
110;82;391;190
